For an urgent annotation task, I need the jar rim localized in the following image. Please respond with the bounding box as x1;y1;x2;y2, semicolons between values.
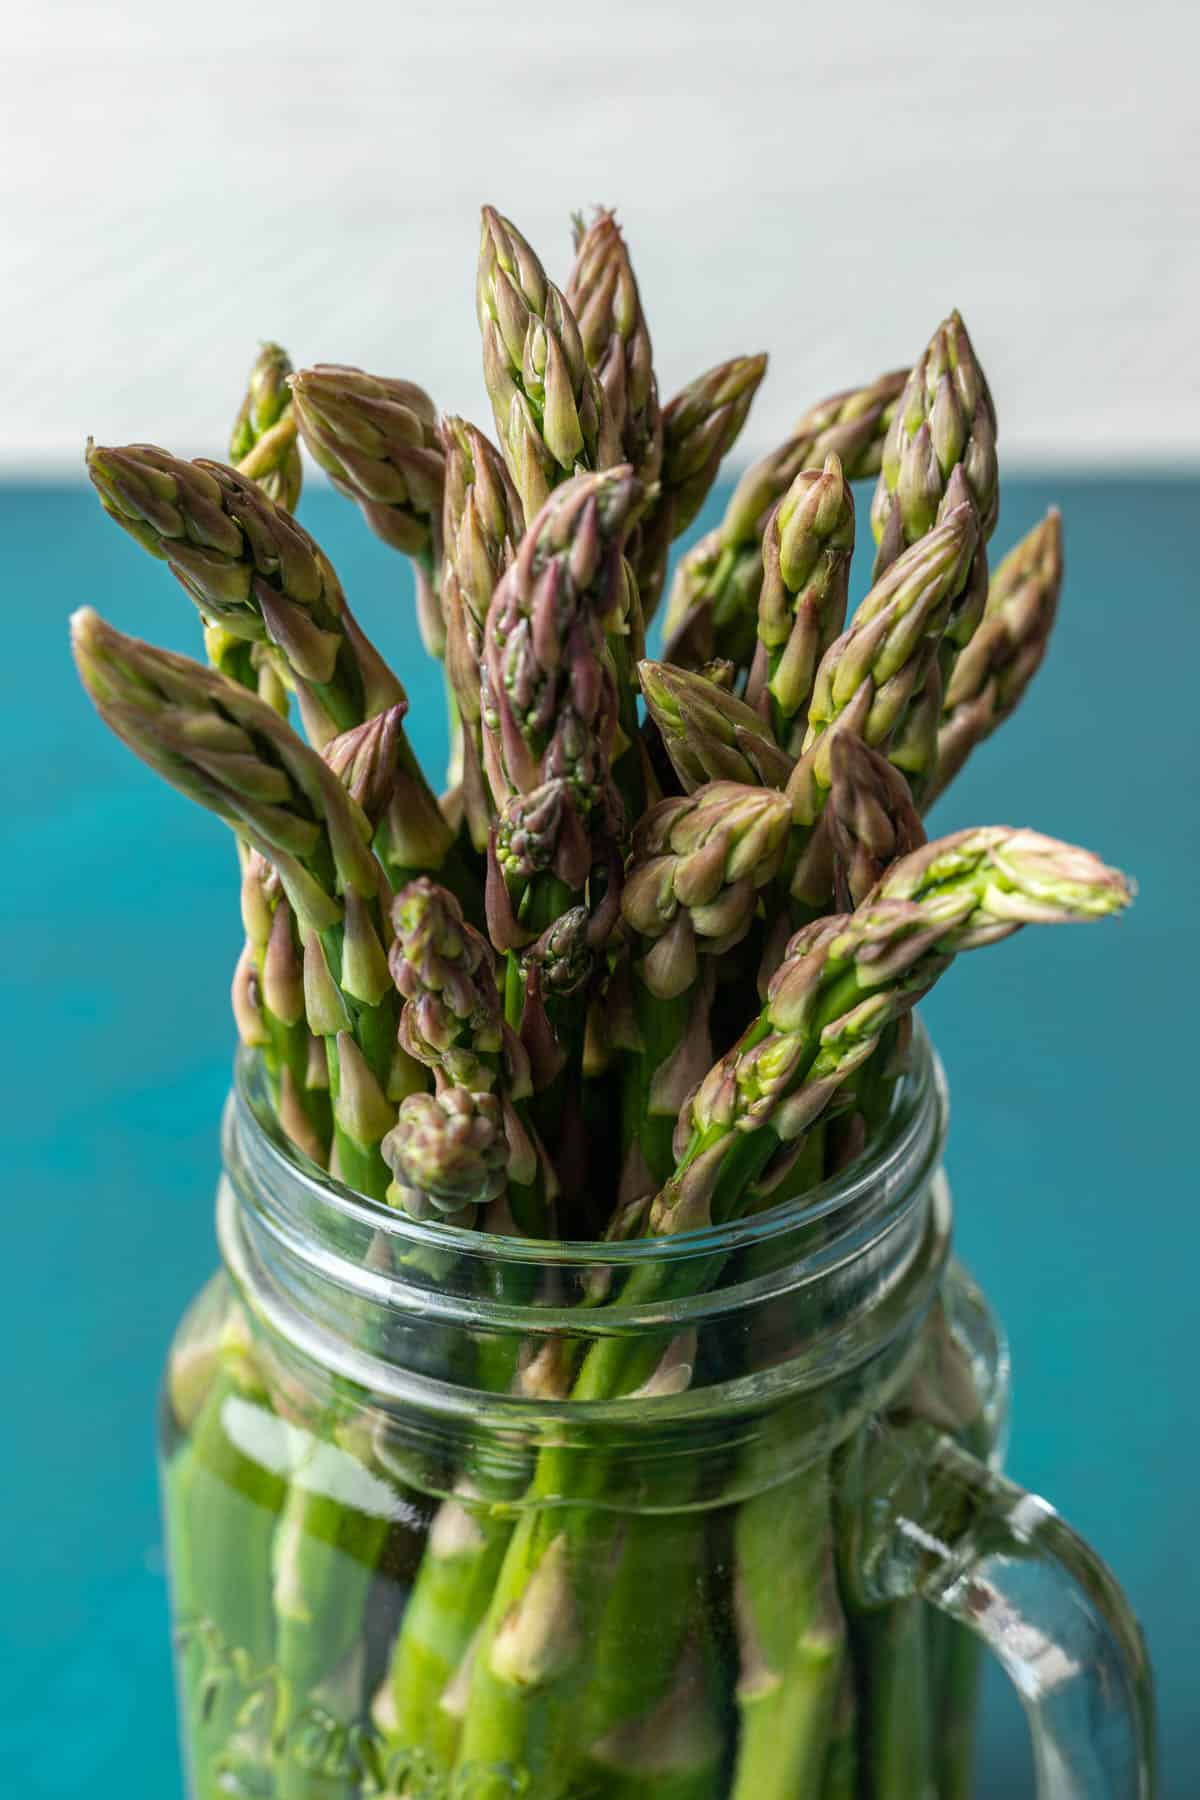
230;1019;948;1270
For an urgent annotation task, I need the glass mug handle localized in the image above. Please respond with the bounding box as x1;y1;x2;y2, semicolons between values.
844;1422;1158;1797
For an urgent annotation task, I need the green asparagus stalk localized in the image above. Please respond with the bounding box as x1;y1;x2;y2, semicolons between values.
479;465;639;815
926;508;1064;808
85;440;403;748
730;1449;847;1800
320;702;469;909
481;468;641;1103
635;352;768;619
70;609;403;1195
290;364;446;659
166;1334;289;1796
441;416;525;849
639;659;795;793
871;311;998;577
566;207;663;489
215;344;304;710
230;340;304;514
579;1553;726;1799
826;731;926;911
477;206;621;523
620;780;792;1179
85;438;482;917
218;357;335;1162
820;1662;861;1798
663;367;906;670
870;313;1000;804
651;825;1130;1244
745;452;856;752
235;853;331;1166
72;613;425;1794
378;880;559;1775
850;1589;937;1799
782;500;978;903
386;876;552;1240
453;828;1130;1792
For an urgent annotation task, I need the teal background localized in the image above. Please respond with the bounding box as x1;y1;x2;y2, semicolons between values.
1;473;1195;1793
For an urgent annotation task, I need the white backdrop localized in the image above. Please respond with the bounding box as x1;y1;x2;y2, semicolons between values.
4;0;1197;471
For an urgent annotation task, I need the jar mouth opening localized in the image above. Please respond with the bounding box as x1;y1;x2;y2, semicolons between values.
231;1018;947;1271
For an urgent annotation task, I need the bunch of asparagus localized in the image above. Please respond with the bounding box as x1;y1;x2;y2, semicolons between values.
75;205;1129;1800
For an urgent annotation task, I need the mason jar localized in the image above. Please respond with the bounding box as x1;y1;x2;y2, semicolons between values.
160;1025;1156;1799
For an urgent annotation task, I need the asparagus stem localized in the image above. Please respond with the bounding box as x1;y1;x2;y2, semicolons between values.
441;416;525;852
635;353;768;619
477;207;621;522
230;342;304;512
820;1661;861;1799
730;1457;846;1800
869;312;1000;808
827;732;927;912
781;500;979;903
639;659;795;795
442;828;1130;1791
566;208;663;491
167;1347;288;1796
481;468;641;1124
926;509;1063;808
580;1612;726;1798
85;438;413;750
290;364;447;668
851;1598;937;1800
651;826;1131;1248
663;366;905;670
619;780;792;1179
746;452;856;753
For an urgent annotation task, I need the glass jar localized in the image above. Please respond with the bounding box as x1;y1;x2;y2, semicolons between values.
160;1026;1156;1799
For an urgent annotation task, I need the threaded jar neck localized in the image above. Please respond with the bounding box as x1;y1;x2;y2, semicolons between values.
218;1023;950;1443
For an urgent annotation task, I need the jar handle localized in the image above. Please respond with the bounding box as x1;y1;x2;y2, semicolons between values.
843;1422;1158;1797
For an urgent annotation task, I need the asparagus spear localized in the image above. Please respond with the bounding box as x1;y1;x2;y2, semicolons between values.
745;452;856;752
441;416;525;849
85;440;403;748
663;367;906;670
729;1448;847;1800
826;732;926;910
620;781;792;1179
639;660;795;793
782;500;978;903
636;353;768;619
290;364;446;659
566;207;663;489
454;830;1130;1790
224;353;334;1163
72;610;432;1793
481;468;641;1050
870;313;1000;803
321;702;467;907
926;508;1063;808
388;879;531;1117
381;1087;515;1230
477;206;621;523
166;1337;290;1794
871;311;998;577
235;852;331;1166
70;609;402;1194
580;1607;726;1798
378;881;560;1773
230;340;304;514
85;439;482;915
652;825;1131;1242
